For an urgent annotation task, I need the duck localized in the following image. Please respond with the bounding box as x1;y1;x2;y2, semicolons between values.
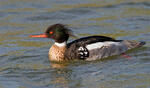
30;24;146;62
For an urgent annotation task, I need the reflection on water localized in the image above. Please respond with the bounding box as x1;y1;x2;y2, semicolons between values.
0;0;150;88
50;62;68;69
19;62;80;88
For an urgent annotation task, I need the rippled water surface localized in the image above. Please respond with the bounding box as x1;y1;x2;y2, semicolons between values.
0;0;150;88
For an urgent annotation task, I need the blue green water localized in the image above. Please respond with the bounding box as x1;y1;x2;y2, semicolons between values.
0;0;150;88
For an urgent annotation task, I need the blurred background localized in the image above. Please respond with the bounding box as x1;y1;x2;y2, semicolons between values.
0;0;150;88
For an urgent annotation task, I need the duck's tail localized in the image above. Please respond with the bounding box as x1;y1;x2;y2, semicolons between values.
122;40;146;49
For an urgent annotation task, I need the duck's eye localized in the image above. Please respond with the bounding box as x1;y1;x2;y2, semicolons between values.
49;31;53;34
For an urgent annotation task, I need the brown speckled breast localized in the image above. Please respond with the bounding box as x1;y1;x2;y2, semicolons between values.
49;45;66;61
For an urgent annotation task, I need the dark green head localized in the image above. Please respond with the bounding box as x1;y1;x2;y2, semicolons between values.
45;24;72;43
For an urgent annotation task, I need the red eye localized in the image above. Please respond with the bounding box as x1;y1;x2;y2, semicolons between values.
49;31;53;34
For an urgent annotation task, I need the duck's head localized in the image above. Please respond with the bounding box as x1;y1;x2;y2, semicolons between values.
30;24;73;43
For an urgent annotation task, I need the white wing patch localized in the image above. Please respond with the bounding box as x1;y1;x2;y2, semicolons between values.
78;46;89;59
86;42;121;50
85;41;129;61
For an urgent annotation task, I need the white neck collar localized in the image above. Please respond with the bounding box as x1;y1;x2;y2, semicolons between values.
54;42;66;47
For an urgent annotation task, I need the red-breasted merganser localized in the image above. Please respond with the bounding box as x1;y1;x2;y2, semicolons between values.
30;24;146;61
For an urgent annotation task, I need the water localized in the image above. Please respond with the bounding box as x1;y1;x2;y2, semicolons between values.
0;0;150;88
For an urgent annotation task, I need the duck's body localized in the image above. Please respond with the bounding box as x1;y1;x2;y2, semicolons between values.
30;24;146;62
48;36;145;61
